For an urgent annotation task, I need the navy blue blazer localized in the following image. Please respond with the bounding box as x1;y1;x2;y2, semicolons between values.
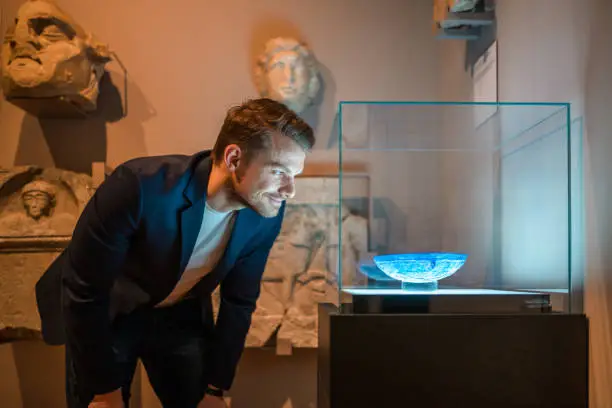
35;150;285;394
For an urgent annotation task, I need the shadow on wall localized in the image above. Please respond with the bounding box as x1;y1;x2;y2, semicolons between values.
249;19;337;151
12;342;66;408
12;69;153;175
228;348;317;408
306;62;336;150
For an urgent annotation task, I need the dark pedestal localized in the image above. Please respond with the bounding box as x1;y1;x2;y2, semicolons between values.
318;304;589;408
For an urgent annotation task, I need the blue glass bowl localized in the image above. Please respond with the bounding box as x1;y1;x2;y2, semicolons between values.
373;252;468;290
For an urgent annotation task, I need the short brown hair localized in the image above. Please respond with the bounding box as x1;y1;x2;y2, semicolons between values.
212;98;315;164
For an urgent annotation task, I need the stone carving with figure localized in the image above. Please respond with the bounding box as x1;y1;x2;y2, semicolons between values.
1;0;112;116
275;203;368;348
254;37;321;114
0;166;94;342
0;179;77;236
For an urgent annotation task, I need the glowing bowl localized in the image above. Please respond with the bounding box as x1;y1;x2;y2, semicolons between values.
373;252;468;291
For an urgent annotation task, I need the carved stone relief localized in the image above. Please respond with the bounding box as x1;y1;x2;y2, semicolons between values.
275;204;368;347
0;166;94;342
1;0;112;115
0;166;92;237
254;37;321;114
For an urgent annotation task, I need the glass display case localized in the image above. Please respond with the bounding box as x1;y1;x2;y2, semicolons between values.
319;101;587;408
335;101;583;314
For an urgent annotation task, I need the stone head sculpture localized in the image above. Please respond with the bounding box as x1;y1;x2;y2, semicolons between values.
1;0;112;113
254;37;321;114
21;179;56;220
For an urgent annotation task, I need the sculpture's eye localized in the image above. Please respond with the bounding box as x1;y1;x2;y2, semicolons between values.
270;60;285;69
30;17;75;41
40;25;69;41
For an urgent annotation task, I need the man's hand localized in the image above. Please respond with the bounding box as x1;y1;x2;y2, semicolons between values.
88;388;124;408
197;394;227;408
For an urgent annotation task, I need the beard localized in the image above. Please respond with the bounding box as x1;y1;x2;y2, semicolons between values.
225;172;281;218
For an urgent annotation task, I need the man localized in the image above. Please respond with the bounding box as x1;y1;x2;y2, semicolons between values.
35;98;315;408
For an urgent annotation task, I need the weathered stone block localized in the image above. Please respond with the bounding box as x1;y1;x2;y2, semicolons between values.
0;166;93;342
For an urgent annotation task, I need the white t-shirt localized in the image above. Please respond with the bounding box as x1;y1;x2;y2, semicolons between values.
156;202;236;307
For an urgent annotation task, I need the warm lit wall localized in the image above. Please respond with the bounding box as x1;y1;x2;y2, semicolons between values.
0;0;442;170
496;0;610;406
0;0;444;407
580;1;612;406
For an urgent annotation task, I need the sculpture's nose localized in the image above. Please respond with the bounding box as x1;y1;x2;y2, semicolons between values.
13;19;40;49
10;21;42;55
13;20;30;42
283;65;296;84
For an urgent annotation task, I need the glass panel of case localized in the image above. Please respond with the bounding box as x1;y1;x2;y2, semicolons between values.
335;101;582;314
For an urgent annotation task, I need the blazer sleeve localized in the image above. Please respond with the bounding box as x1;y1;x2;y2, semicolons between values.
62;164;142;395
207;204;285;390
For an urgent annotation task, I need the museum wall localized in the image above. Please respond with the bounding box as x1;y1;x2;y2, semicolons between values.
495;0;588;292
0;0;448;407
0;0;442;169
496;0;612;406
578;1;612;406
3;0;607;406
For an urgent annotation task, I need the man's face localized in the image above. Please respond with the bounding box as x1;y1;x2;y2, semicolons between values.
230;133;306;218
266;50;310;107
1;0;101;98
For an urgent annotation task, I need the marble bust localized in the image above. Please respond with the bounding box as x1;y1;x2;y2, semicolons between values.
254;37;321;114
1;0;112;113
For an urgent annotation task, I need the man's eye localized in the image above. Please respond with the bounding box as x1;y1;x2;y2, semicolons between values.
272;169;283;176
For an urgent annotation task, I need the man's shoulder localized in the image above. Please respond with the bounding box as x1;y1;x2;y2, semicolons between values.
119;151;209;176
112;151;211;188
100;151;211;202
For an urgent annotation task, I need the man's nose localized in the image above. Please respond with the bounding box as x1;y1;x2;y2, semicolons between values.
280;178;295;199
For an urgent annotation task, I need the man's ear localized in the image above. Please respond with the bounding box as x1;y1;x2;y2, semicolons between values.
224;145;242;172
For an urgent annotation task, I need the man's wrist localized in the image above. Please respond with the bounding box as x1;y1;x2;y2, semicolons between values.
205;384;224;397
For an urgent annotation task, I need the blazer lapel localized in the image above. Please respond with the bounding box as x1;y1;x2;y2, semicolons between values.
219;208;262;268
179;200;206;273
179;153;212;274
